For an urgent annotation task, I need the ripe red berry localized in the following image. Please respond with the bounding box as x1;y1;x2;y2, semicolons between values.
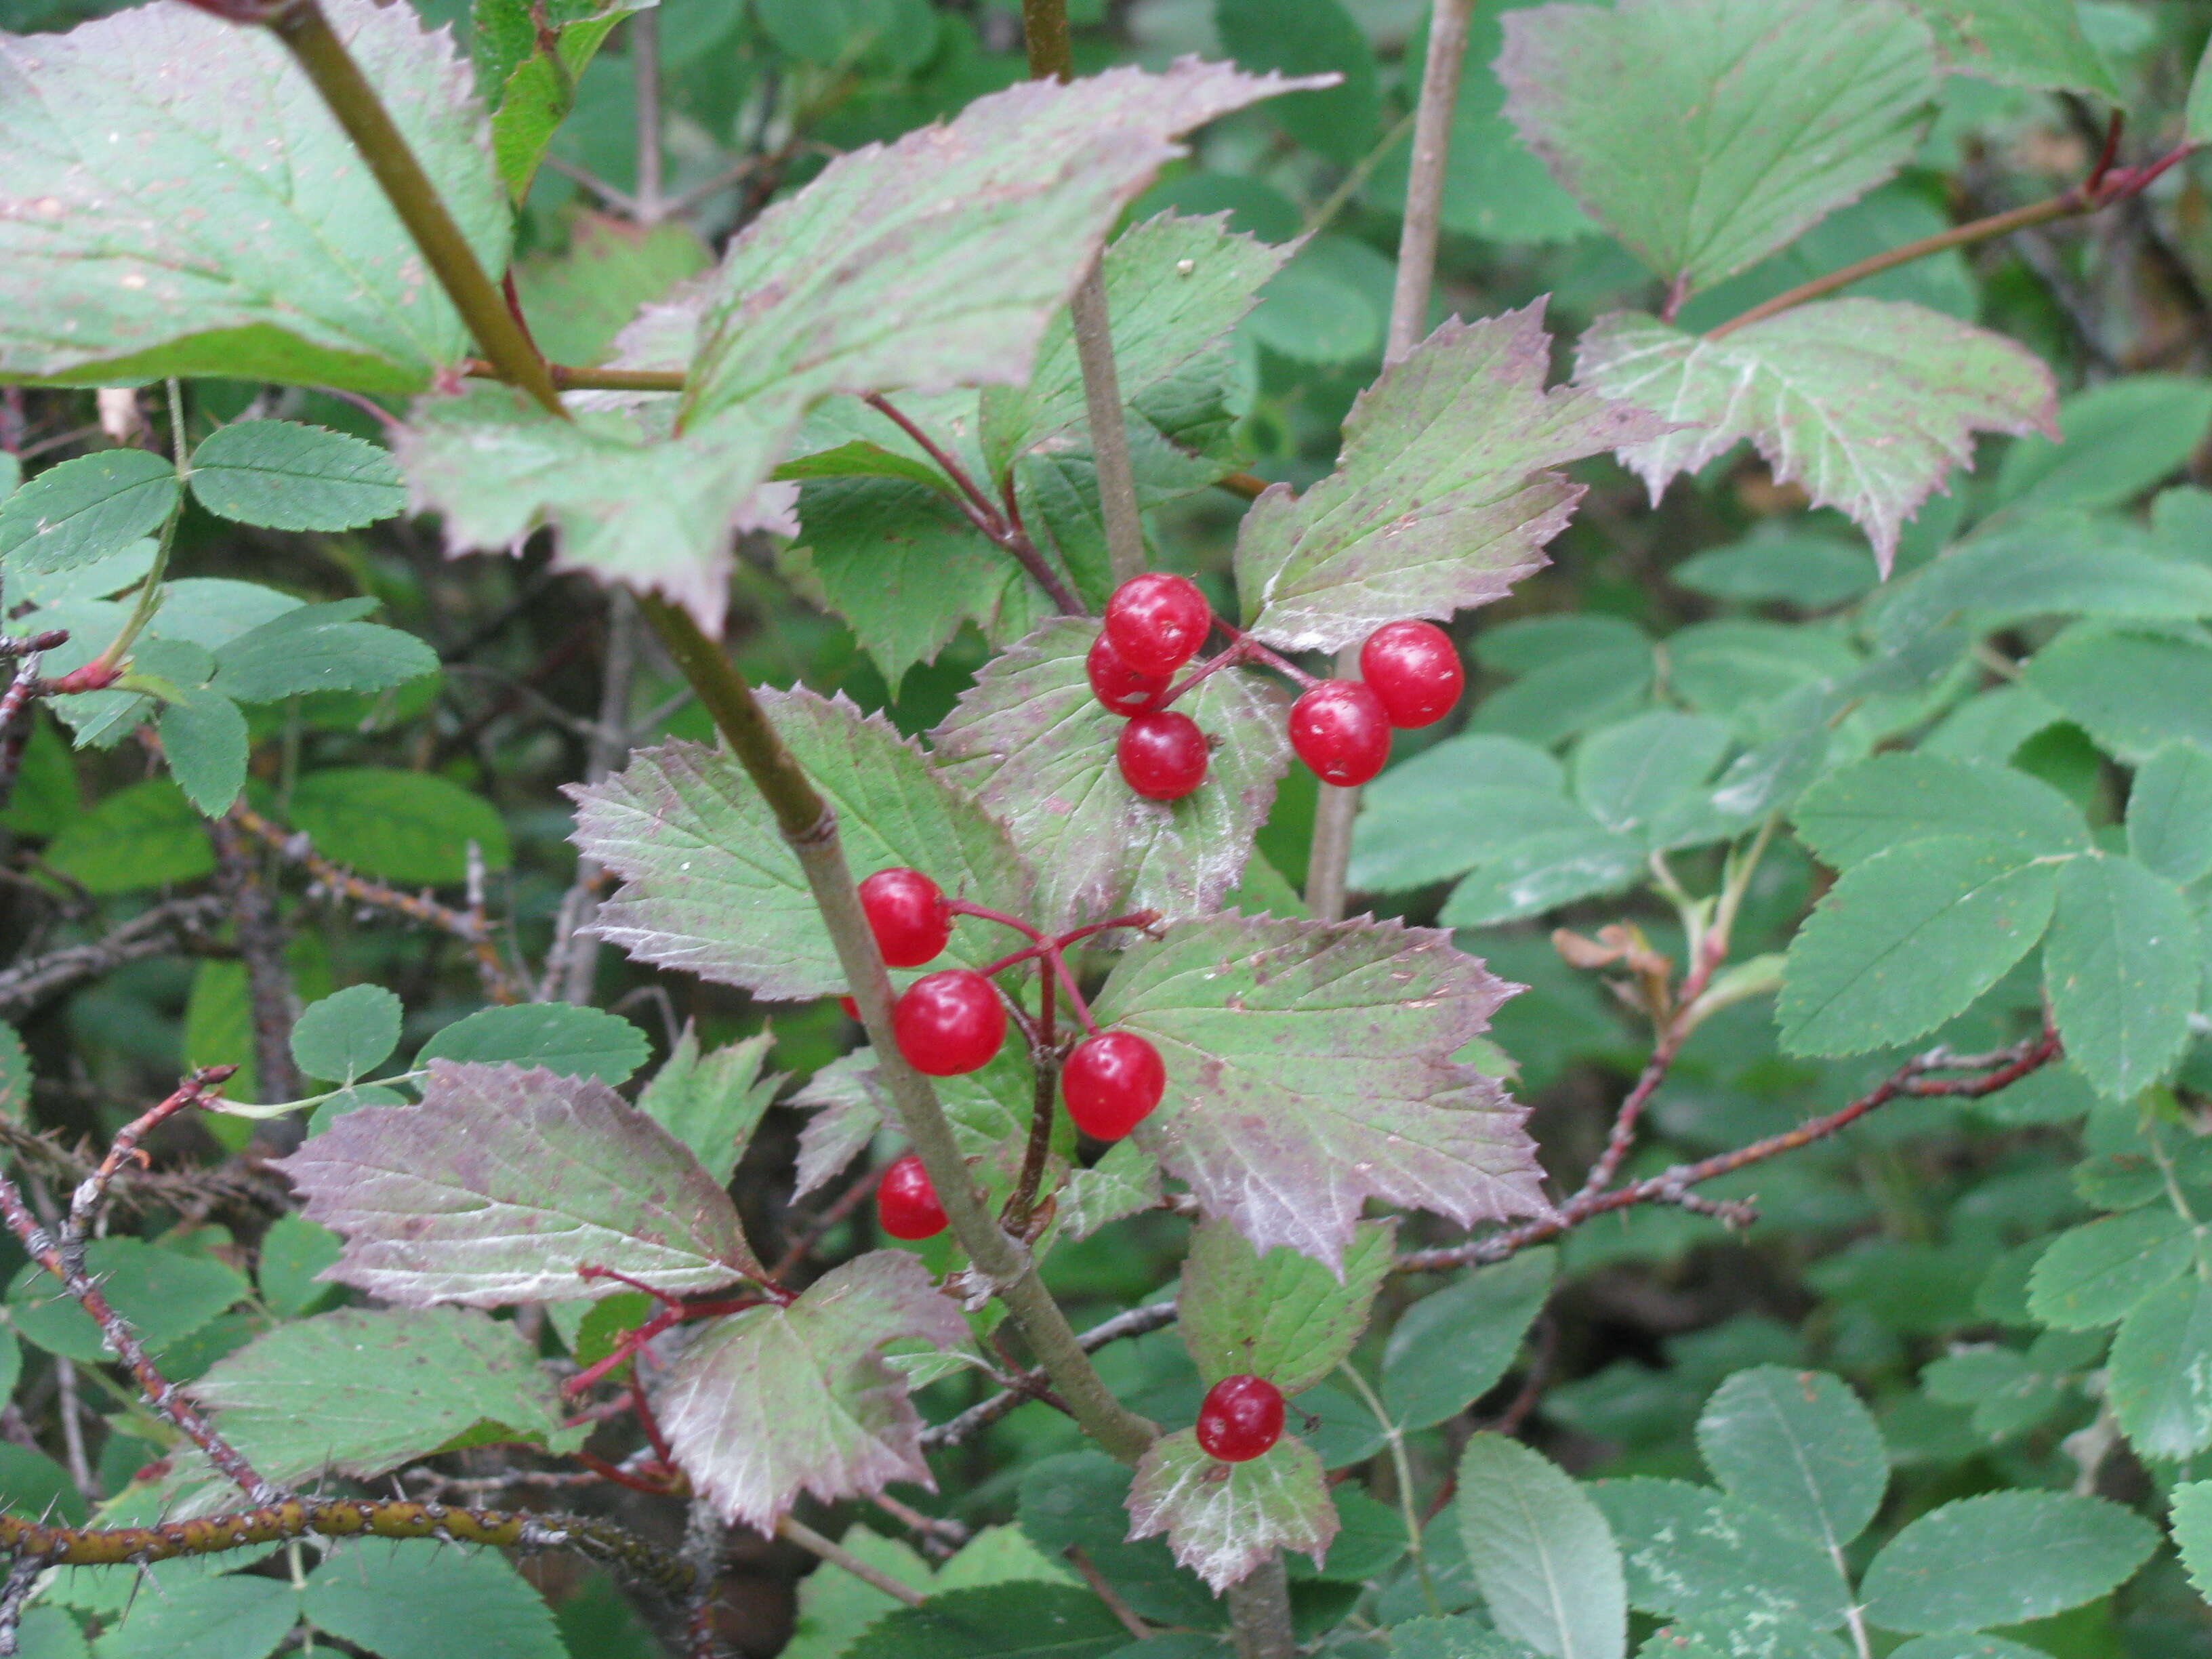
892;969;1006;1076
1117;711;1210;801
1086;631;1173;716
1104;573;1212;676
1061;1031;1166;1140
838;994;860;1021
1288;680;1391;787
1195;1374;1284;1462
876;1153;948;1240
859;867;951;968
1359;621;1464;729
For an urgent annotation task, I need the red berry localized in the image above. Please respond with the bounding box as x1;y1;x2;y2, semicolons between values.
1288;680;1391;787
876;1153;948;1240
1086;631;1173;716
892;969;1006;1076
838;994;860;1021
1061;1031;1166;1140
859;867;951;968
1359;621;1463;729
1104;573;1212;676
1117;711;1210;801
1196;1374;1284;1462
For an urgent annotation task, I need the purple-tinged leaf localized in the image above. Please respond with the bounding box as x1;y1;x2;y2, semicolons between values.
1234;305;1662;652
1498;0;1938;292
789;1044;1037;1200
654;1250;968;1532
575;691;1033;1000
681;60;1328;429
1092;914;1547;1267
275;1061;761;1304
1126;1429;1336;1591
0;0;507;392
1179;1220;1393;1395
1061;1141;1163;1240
932;617;1290;931
1578;302;2057;571
393;388;798;634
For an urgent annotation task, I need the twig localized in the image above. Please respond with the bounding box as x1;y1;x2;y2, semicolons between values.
1003;960;1059;1232
682;1498;726;1659
1065;1546;1152;1641
207;816;300;1111
0;896;228;1015
547;592;642;1004
541;154;642;218
0;1118;285;1216
67;1067;234;1240
921;1303;1179;1450
49;1361;92;1507
632;7;663;223
768;1164;879;1281
778;1516;926;1608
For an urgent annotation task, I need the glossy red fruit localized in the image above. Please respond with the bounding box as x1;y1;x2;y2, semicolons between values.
1288;680;1391;787
892;969;1007;1076
1359;621;1464;729
1104;573;1212;676
838;994;861;1021
1086;632;1173;716
1195;1374;1285;1462
1061;1031;1166;1140
859;867;952;968
1117;711;1210;801
876;1153;948;1240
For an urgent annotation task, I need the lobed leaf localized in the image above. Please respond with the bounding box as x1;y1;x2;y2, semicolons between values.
1177;1219;1393;1394
1235;304;1662;653
1126;1429;1337;1591
1091;912;1547;1267
577;691;1033;999
636;1023;781;1188
1578;302;2056;571
653;1250;967;1530
0;0;506;391
276;1060;762;1304
1902;0;2123;97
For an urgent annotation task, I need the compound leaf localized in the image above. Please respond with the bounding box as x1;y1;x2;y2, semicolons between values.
635;1023;781;1187
1791;753;2088;868
291;985;403;1084
2107;1275;2212;1461
415;1002;649;1084
288;766;512;886
844;1583;1128;1659
187;421;405;532
302;1540;565;1659
0;450;177;578
1593;1477;1853;1630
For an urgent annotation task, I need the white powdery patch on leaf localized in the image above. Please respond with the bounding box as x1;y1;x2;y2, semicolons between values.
1126;1429;1336;1591
653;1250;969;1532
274;1060;762;1304
1235;302;1666;653
1093;914;1551;1269
1578;300;2058;572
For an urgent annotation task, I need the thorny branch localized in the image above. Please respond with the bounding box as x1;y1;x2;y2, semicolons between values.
0;895;228;1016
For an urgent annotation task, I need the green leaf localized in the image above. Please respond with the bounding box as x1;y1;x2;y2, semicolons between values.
1091;914;1544;1266
2045;855;2199;1099
1177;1218;1393;1395
1672;527;1877;610
276;1059;762;1302
477;0;644;201
1792;754;2088;867
1245;234;1390;364
1127;1428;1336;1591
291;985;403;1086
1393;1618;1539;1659
1456;1434;1626;1659
1351;735;1584;892
2021;628;2212;761
2171;1480;2212;1600
1498;0;1938;291
1059;1140;1164;1240
634;1023;780;1187
783;1525;933;1659
845;1583;1131;1659
211;602;438;704
303;1540;565;1659
167;1307;578;1515
1290;1488;1408;1585
981;211;1290;476
0;1440;79;1527
1592;1477;1851;1630
579;693;1034;998
930;617;1290;933
1994;375;2212;515
512;213;710;367
8;1237;249;1364
2108;1275;2212;1460
1695;1367;1887;1549
287;766;511;885
2027;1207;2196;1330
0;0;508;392
2193;32;2212;145
2127;743;2212;884
1215;0;1379;165
90;1574;300;1659
1572;713;1732;842
1857;1490;2157;1631
0;450;177;578
154;689;247;817
1437;828;1652;928
1578;302;2055;571
1777;835;2059;1057
256;1212;344;1320
1637;1624;1851;1659
1019;1454;1221;1629
417;1002;649;1084
186;420;404;532
653;1250;968;1530
1380;1250;1554;1432
752;0;936;70
1904;0;2122;96
1235;304;1661;653
1867;514;2212;643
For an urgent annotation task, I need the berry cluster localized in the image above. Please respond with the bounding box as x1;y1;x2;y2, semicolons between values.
851;868;1166;1242
1086;574;1465;801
